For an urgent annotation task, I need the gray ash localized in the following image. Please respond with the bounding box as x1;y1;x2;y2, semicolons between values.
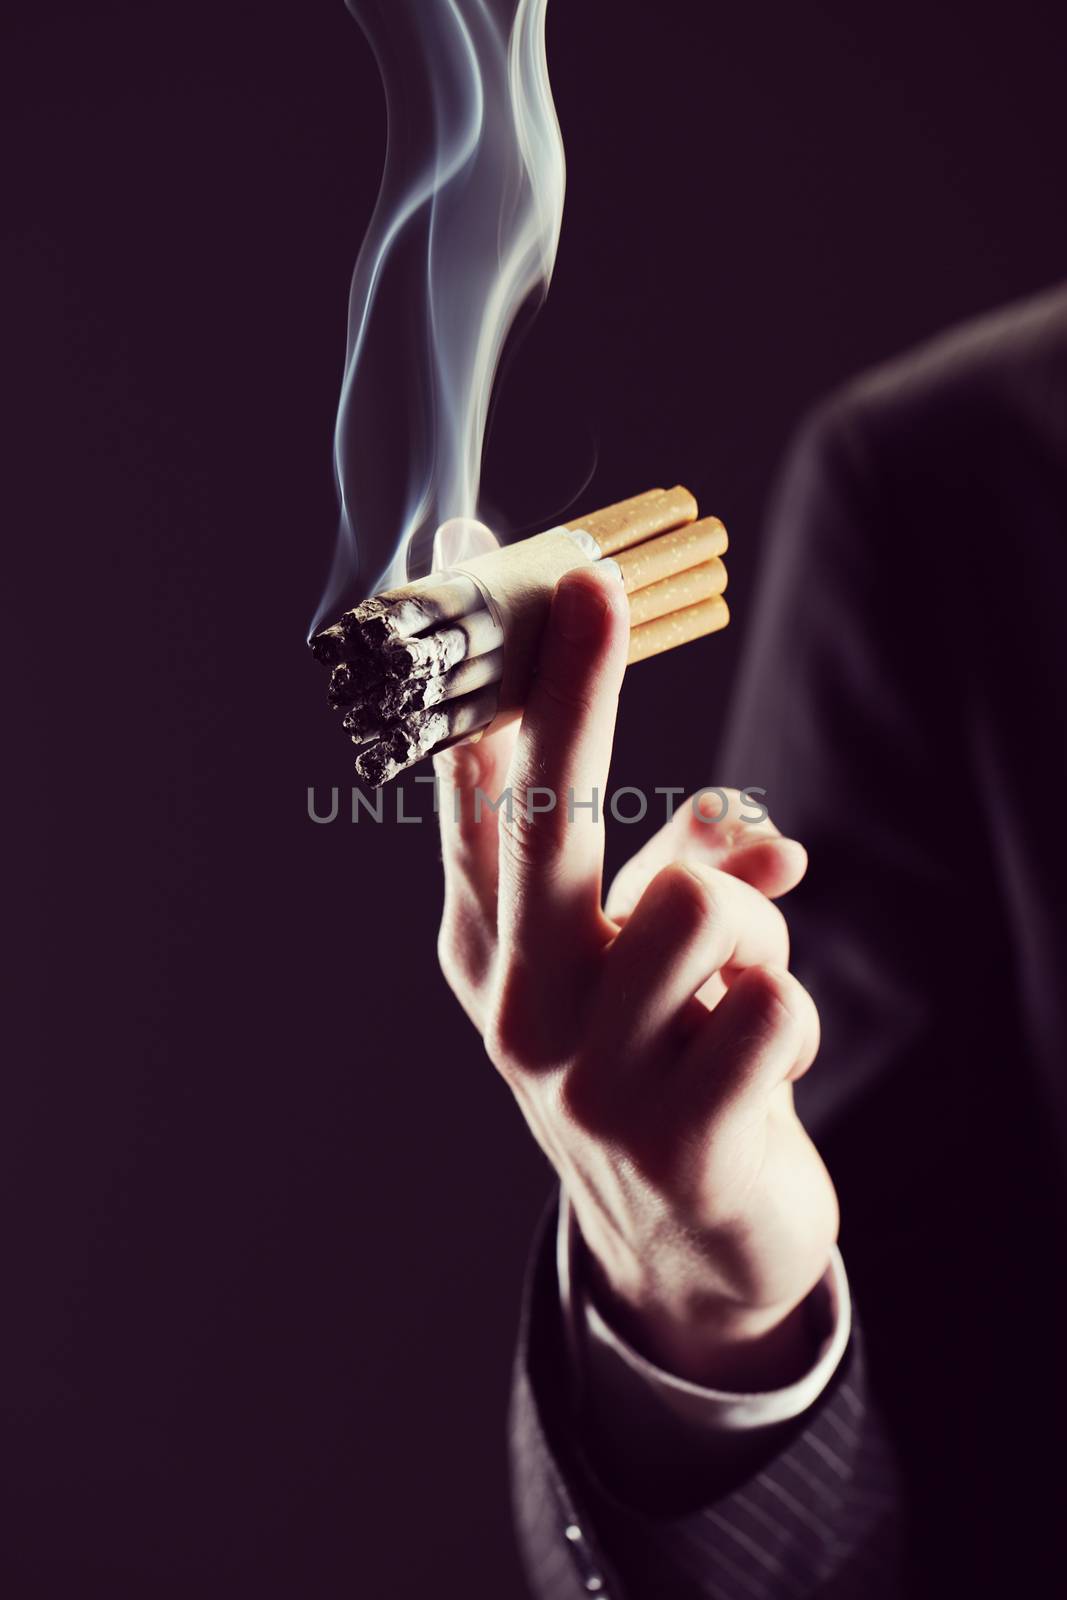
352;706;450;786
309;626;346;666
311;593;478;785
327;659;386;709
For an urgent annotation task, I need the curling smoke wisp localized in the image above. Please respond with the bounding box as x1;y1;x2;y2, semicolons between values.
308;0;565;637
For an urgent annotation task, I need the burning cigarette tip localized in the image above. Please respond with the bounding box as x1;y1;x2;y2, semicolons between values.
311;487;730;783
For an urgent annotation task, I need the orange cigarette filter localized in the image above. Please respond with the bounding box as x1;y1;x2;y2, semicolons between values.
616;518;728;593
627;557;727;628
627;594;730;665
565;485;698;556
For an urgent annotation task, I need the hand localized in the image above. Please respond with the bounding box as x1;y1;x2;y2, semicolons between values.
434;566;838;1388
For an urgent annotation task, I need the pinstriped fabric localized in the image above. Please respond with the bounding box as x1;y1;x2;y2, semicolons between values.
511;1358;616;1599
510;1199;626;1599
511;1198;903;1600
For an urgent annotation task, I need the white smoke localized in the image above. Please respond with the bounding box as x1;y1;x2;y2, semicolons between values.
308;0;565;636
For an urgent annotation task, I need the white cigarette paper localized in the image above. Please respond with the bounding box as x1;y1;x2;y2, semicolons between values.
447;528;600;733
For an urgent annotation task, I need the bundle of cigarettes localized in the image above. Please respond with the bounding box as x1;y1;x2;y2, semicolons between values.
309;487;729;785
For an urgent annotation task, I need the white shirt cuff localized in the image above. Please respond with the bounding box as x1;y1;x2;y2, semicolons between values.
557;1188;851;1438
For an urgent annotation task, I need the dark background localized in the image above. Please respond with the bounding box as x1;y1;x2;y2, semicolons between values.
3;1;1065;1593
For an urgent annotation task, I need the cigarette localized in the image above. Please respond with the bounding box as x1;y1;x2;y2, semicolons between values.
627;594;730;664
354;594;732;779
615;518;727;593
565;485;698;556
343;564;726;724
310;484;732;784
354;683;499;787
310;487;699;666
383;604;504;679
627;558;727;627
310;573;486;663
328;656;378;709
342;646;505;738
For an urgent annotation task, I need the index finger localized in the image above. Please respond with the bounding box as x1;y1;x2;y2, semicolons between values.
497;563;630;964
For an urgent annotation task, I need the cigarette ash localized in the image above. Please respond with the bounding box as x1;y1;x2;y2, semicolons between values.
383;627;469;679
353;706;452;788
311;586;503;785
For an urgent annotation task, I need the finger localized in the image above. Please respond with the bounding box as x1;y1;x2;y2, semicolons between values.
721;838;808;898
434;722;517;1015
497;564;629;965
591;860;791;1066
678;965;821;1123
435;720;517;921
684;968;820;1140
688;793;807;897
605;788;806;922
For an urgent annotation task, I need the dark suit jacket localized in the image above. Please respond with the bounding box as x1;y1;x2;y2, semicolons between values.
509;285;1067;1598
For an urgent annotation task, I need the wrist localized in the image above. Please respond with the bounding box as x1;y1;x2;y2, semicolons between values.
583;1247;829;1391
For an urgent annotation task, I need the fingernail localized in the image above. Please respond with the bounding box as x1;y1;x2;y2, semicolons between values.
598;558;624;585
555;575;606;642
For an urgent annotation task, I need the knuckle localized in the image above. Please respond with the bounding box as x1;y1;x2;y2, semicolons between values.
655;862;722;942
537;671;596;720
486;961;578;1079
740;965;808;1039
498;788;566;873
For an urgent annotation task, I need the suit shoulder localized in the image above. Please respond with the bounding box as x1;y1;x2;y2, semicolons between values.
809;282;1067;464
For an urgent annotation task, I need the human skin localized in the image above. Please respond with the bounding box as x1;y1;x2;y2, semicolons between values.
434;564;839;1389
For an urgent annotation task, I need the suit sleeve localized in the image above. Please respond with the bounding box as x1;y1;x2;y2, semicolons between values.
509;1194;903;1600
509;405;929;1599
